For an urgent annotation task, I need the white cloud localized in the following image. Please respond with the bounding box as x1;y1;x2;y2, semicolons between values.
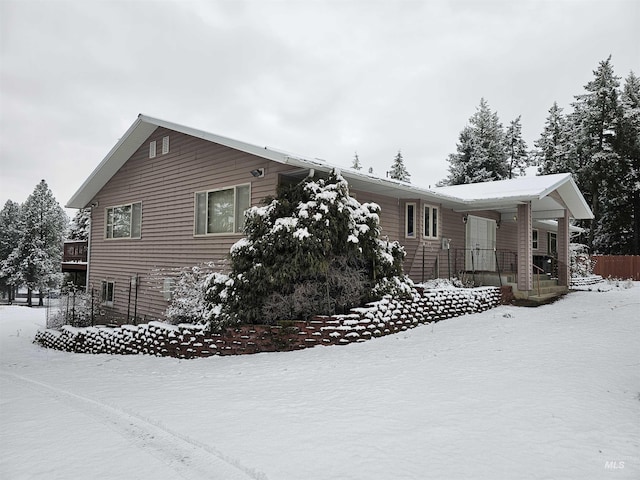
1;0;638;208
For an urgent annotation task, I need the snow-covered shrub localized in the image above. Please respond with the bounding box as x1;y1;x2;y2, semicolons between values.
47;286;92;328
370;275;415;300
204;170;405;325
165;263;219;325
419;277;471;290
570;243;596;278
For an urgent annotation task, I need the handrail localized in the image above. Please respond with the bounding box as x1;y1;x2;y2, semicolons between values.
532;264;544;297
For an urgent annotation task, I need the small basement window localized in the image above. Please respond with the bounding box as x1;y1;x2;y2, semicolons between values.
101;280;114;307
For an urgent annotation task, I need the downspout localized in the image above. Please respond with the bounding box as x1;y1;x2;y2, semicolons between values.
86;204;95;291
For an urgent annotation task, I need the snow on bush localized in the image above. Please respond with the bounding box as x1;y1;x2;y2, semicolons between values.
204;170;406;327
162;263;219;325
570;243;597;278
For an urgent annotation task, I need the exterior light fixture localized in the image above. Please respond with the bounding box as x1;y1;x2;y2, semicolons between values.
250;168;265;178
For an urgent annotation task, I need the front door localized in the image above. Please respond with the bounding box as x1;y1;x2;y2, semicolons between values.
465;215;496;271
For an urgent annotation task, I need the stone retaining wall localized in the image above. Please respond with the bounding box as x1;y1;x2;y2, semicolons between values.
34;286;502;358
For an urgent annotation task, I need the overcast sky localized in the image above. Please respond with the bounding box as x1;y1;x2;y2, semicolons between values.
1;0;638;214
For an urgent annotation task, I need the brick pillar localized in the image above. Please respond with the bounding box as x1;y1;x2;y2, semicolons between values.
557;210;570;286
517;203;532;291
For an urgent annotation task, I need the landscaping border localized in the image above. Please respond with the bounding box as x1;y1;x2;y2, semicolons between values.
34;286;503;358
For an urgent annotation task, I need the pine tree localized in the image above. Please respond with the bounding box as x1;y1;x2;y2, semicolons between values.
351;152;362;170
442;98;509;185
68;208;91;241
534;102;572;174
599;70;640;254
0;200;23;301
505;116;530;178
389;150;411;182
570;56;622;251
3;180;68;306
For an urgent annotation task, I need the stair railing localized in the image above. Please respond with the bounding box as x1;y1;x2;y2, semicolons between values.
532;264;544;297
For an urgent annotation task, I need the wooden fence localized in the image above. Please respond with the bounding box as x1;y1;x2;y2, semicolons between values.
591;255;640;281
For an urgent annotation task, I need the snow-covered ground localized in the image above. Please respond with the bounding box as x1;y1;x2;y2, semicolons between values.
1;284;639;480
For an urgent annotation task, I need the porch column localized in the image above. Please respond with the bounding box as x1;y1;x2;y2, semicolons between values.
557;210;570;287
517;202;533;291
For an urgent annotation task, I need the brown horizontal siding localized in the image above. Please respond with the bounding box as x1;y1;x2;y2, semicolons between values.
88;128;289;321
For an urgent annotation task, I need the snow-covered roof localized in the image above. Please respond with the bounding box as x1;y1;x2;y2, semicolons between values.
67;114;593;220
434;174;593;220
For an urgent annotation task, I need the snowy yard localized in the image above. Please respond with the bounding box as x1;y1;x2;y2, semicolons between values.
1;285;639;480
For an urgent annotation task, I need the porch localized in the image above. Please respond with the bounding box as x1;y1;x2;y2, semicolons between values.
430;247;568;304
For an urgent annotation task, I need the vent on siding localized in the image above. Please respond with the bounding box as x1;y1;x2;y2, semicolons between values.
162;136;169;154
149;141;156;158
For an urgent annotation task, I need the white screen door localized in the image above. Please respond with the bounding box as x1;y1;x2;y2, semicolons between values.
465;215;496;271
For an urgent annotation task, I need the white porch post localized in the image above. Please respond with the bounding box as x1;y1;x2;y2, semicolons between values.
517;202;533;291
557;210;570;287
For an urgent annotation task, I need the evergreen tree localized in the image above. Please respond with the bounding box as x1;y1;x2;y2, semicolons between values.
534;102;572;174
351;152;362;170
389;150;411;182
598;70;640;254
204;170;406;325
619;71;640;254
442;98;509;185
0;200;23;301
505;116;530;178
2;180;67;306
570;55;622;251
68;208;91;241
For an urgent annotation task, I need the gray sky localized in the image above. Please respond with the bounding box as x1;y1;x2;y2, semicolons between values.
1;0;638;214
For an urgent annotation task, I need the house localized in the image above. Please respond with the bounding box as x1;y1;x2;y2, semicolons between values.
67;114;593;323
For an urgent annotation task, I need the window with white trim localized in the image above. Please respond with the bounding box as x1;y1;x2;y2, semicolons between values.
162;136;169;154
532;229;539;249
194;184;251;235
405;202;416;238
423;204;439;239
149;141;156;158
548;232;557;255
106;202;142;239
101;280;114;307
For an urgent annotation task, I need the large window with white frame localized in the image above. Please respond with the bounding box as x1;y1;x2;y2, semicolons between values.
194;184;251;235
405;202;416;238
423;204;439;239
105;202;142;239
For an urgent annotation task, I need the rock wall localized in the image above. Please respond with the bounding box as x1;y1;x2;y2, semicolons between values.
34;286;502;358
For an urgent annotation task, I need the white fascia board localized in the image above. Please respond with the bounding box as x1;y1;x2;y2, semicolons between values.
66;118;157;208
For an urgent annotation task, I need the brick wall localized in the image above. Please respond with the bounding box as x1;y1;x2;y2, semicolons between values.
34;286;502;358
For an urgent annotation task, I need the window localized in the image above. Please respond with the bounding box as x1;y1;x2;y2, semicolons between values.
405;202;416;238
194;184;251;235
548;232;557;255
101;280;114;307
106;202;142;239
149;141;156;158
532;229;539;249
423;205;439;239
162;136;169;154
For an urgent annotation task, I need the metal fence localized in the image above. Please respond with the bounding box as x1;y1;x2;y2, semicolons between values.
45;287;96;329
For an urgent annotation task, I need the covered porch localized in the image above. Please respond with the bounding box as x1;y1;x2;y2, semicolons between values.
434;174;594;302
